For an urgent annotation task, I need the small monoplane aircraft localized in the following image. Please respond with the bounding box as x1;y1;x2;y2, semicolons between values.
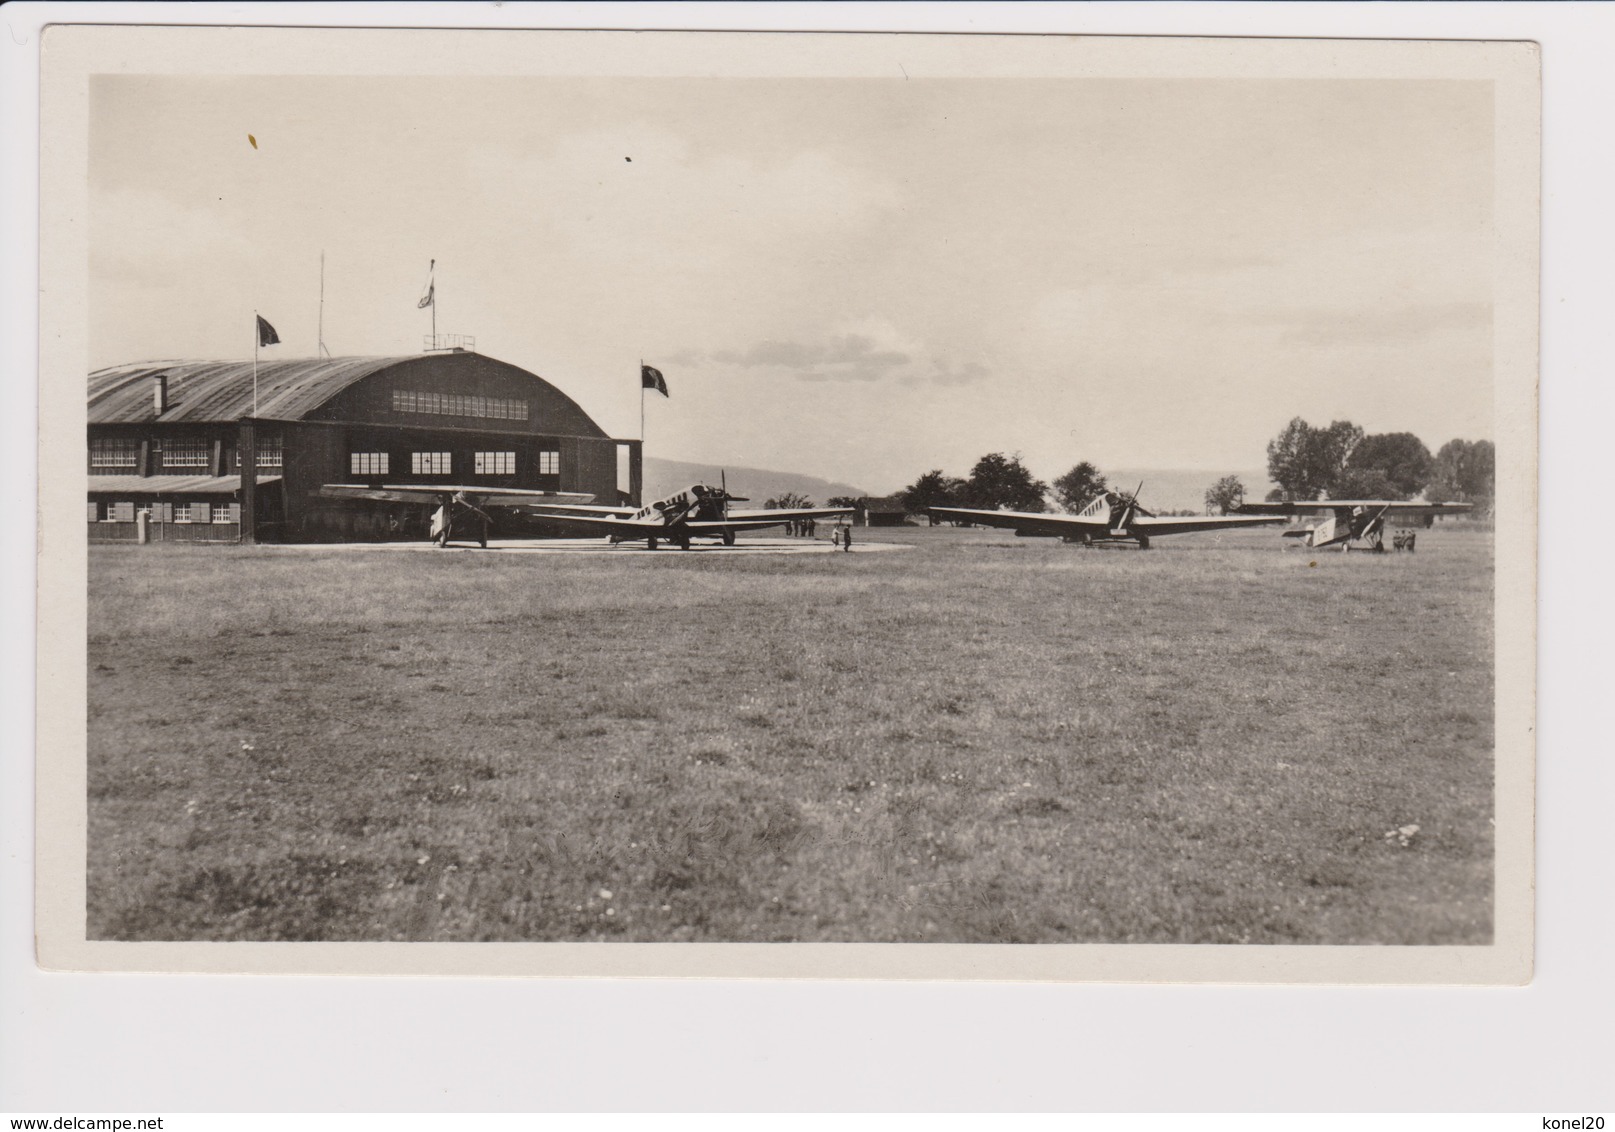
521;480;853;549
318;484;596;547
929;485;1286;549
1232;499;1473;551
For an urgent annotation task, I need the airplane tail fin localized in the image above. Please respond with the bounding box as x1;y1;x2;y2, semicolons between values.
1308;516;1338;547
1079;494;1111;519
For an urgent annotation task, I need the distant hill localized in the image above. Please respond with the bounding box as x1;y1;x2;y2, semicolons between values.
641;460;1273;513
1105;468;1276;514
644;457;869;506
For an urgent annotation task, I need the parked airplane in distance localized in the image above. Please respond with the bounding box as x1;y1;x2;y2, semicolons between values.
1232;499;1474;551
318;483;596;547
522;480;853;549
930;485;1285;549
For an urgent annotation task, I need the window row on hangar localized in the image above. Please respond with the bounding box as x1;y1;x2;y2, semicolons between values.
90;435;564;480
87;350;642;543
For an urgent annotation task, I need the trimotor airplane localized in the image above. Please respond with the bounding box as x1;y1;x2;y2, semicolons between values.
1232;499;1473;551
929;485;1286;549
521;479;854;549
318;483;596;547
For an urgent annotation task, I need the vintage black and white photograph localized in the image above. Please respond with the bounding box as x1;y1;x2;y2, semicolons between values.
37;26;1537;979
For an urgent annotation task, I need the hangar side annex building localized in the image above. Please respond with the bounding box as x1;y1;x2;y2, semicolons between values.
87;348;642;543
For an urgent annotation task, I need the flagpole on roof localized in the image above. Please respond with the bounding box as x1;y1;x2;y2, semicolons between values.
640;357;646;444
253;310;259;416
318;251;330;359
418;259;437;350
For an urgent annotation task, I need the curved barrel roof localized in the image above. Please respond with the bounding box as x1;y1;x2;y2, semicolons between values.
87;352;611;438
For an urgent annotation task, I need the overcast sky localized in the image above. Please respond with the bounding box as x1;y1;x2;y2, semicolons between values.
90;74;1494;494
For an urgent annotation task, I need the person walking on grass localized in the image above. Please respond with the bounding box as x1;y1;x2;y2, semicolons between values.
840;521;853;552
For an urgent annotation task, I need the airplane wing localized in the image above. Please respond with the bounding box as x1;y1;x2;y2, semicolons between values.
682;507;853;534
1235;500;1473;517
479;514;798;538
319;484;596;507
505;502;640;517
528;505;857;522
725;507;855;522
683;520;817;532
927;506;1109;537
485;512;658;536
1127;514;1291;536
509;510;854;539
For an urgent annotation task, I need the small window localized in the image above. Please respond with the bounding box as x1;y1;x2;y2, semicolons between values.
412;452;452;476
162;437;209;469
351;452;390;476
536;450;560;476
256;436;283;469
393;388;529;421
213;503;240;524
474;451;516;476
89;438;140;470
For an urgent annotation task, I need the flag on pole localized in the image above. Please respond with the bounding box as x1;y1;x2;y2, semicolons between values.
256;315;280;347
641;364;669;397
418;260;436;309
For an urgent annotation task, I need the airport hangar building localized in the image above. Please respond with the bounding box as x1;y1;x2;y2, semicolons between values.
87;348;643;543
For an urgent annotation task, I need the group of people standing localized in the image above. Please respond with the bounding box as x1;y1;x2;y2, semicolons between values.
780;516;854;551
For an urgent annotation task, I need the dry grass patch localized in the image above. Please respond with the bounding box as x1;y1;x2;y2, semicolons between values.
88;526;1493;943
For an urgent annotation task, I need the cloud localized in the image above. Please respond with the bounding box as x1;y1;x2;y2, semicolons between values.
713;335;909;381
694;317;990;387
923;360;990;387
1256;301;1492;347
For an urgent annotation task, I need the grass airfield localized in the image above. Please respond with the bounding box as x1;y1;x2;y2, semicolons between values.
86;524;1494;944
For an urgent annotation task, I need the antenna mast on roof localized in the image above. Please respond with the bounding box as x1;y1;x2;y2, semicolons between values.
317;251;331;358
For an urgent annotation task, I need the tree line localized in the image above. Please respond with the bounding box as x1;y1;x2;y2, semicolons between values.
889;420;1494;524
1254;418;1494;512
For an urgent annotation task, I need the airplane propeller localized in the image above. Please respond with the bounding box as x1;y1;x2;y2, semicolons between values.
1114;481;1155;522
1131;483;1158;518
1361;503;1392;540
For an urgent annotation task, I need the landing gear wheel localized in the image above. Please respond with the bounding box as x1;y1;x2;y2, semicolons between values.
647;537;658;551
721;531;736;547
679;537;692;551
1137;536;1151;550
